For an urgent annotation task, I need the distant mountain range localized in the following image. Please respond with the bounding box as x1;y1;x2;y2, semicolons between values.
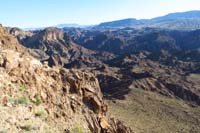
24;24;92;31
23;10;200;31
56;23;91;28
96;10;200;30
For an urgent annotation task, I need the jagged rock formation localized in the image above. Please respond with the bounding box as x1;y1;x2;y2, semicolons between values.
4;22;200;132
12;26;200;105
69;28;200;54
6;27;33;40
14;27;114;70
0;24;25;51
0;24;132;132
62;28;200;102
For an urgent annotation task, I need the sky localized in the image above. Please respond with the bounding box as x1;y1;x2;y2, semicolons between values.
0;0;200;28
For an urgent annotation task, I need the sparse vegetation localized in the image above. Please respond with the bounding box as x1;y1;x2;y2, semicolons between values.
35;109;48;118
72;124;84;133
19;84;27;92
20;123;33;131
15;96;29;105
34;94;42;106
107;88;200;133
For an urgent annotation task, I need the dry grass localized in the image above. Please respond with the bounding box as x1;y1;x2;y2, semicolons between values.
107;88;200;133
187;74;200;88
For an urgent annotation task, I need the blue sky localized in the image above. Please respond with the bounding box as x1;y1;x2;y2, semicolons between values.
0;0;200;28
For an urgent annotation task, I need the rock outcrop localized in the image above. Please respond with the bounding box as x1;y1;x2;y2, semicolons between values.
0;24;132;132
6;27;33;41
0;48;132;133
0;24;24;51
16;27;110;69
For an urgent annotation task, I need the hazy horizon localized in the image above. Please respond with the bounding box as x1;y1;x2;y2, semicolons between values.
1;0;200;28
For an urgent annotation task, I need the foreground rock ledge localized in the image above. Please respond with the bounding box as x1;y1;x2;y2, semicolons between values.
0;49;132;133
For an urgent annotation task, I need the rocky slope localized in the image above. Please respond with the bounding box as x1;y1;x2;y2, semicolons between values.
63;27;200;132
0;24;25;51
13;26;200;105
68;28;200;54
61;28;200;103
0;24;132;132
15;27;115;70
6;24;200;132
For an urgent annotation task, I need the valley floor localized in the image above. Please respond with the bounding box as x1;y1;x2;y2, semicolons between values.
107;88;200;133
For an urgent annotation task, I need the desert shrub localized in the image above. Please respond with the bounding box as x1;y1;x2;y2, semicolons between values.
72;124;84;133
16;96;29;104
34;95;42;106
20;123;33;131
19;84;27;92
35;109;47;118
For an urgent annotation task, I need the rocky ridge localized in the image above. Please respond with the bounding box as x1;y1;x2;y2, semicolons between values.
5;23;200;132
0;24;25;51
0;24;132;132
16;27;114;70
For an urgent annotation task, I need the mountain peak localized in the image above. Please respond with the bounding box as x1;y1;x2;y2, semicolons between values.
41;27;63;41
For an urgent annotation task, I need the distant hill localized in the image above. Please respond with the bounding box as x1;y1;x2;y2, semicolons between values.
97;18;146;28
96;10;200;30
24;24;92;31
151;10;200;22
56;23;90;28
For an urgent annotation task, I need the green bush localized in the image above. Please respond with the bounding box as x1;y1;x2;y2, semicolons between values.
20;123;32;131
72;124;84;133
35;109;47;118
34;95;42;106
16;96;29;105
19;84;27;92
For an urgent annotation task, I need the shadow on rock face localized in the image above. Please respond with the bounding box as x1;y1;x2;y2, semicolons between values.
97;74;132;100
166;83;200;105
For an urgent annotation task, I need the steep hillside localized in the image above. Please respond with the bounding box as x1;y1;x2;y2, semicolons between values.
0;24;25;51
63;27;200;132
0;24;132;132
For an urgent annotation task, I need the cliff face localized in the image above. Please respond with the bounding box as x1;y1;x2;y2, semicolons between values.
0;24;25;51
0;24;132;132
